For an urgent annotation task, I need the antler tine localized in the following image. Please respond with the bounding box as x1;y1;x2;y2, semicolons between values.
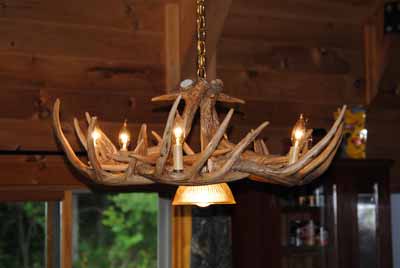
53;99;95;178
151;130;163;144
87;117;113;182
155;95;182;175
135;124;148;155
186;108;235;178
151;92;180;102
84;112;118;155
85;112;91;125
260;139;270;155
254;139;263;154
298;135;342;185
217;93;245;104
73;118;88;151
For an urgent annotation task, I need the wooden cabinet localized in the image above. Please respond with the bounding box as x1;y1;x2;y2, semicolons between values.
231;159;393;268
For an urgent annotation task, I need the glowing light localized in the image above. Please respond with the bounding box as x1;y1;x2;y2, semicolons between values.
91;128;101;145
173;126;184;144
291;114;307;144
119;120;131;151
172;183;236;207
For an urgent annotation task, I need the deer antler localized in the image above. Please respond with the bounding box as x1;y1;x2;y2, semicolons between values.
52;79;346;187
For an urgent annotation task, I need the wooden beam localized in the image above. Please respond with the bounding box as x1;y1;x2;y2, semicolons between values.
61;191;73;268
165;4;181;90
46;201;61;268
180;0;232;79
0;190;64;201
0;154;176;192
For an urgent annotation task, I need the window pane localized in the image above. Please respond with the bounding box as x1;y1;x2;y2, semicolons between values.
73;192;158;268
0;202;45;268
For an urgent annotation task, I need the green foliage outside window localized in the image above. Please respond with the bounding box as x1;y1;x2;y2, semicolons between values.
75;193;158;268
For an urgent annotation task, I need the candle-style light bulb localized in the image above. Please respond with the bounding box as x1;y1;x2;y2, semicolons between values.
118;120;131;151
91;128;101;146
289;114;307;164
173;126;184;172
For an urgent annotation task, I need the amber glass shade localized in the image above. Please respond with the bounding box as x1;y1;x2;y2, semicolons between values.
172;183;236;207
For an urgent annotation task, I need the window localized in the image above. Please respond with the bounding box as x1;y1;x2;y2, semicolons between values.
73;192;158;268
0;202;45;268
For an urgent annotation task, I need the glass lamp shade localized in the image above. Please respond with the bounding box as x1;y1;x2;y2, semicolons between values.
172;183;236;207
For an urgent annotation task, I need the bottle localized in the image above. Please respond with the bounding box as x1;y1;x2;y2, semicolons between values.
315;187;325;207
305;220;315;246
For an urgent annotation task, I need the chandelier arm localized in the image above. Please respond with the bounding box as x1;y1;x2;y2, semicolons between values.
186;108;234;177
53;99;96;178
73;117;88;151
233;121;344;183
245;105;345;177
293;123;344;180
155;95;182;175
233;160;298;185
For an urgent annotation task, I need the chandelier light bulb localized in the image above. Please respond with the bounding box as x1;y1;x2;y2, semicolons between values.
119;120;131;151
196;202;211;208
289;114;307;164
291;114;306;144
91;128;101;146
173;126;184;144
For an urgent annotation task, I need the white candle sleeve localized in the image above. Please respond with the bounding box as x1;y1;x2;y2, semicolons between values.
289;140;300;164
173;144;184;171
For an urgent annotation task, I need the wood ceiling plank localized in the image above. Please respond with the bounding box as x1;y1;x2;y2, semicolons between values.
223;15;364;49
218;68;364;105
0;118;166;152
0;18;163;64
0;52;164;92
230;0;375;24
0;86;170;122
0;0;165;33
218;38;364;76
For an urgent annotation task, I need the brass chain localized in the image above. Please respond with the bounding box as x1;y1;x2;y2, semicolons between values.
196;0;206;79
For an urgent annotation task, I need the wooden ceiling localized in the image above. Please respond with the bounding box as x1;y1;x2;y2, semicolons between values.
0;0;399;192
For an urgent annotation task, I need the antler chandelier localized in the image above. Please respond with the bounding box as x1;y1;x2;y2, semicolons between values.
52;0;346;207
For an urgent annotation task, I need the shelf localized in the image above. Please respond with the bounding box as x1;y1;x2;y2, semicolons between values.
282;245;326;256
282;206;323;214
